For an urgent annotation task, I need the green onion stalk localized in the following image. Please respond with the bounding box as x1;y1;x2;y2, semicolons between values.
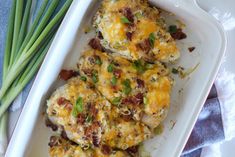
0;0;73;155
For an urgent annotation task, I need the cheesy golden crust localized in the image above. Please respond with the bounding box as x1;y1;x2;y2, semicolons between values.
78;49;172;128
94;0;180;62
49;136;130;157
46;77;151;150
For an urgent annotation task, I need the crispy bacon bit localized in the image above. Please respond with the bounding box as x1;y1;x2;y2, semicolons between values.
126;146;139;156
57;97;69;105
92;134;100;147
113;69;122;78
45;119;58;131
122;93;143;105
88;56;96;64
77;114;86;125
88;38;104;51
98;31;103;39
84;122;100;139
121;7;134;23
135;93;144;104
61;129;69;140
57;97;72;110
136;39;151;53
82;68;93;76
188;47;195;52
89;104;98;118
136;79;145;88
170;28;187;40
126;32;133;41
48;136;61;147
101;144;112;155
59;69;78;81
121;114;132;121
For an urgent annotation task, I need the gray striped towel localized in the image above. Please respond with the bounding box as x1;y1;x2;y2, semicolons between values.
1;1;235;157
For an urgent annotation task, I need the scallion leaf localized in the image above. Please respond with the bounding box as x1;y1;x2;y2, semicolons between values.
122;79;132;95
120;16;131;24
92;70;98;83
111;76;117;86
107;63;114;73
172;68;179;74
95;57;102;65
149;33;155;48
80;76;87;82
85;115;93;123
168;25;177;34
72;97;83;117
112;97;122;106
132;60;146;73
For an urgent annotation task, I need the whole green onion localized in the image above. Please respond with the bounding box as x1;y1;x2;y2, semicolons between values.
0;0;73;155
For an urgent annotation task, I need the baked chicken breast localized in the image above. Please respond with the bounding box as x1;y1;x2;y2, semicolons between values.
78;49;172;128
93;0;180;62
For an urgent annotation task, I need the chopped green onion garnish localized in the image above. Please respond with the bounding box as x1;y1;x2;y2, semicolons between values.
154;124;163;135
122;79;132;95
85;115;93;123
107;63;114;73
135;12;143;19
149;33;156;48
112;97;122;106
72;97;83;117
168;25;177;33
72;108;78;117
143;96;148;105
145;63;153;69
111;76;117;86
92;70;98;83
172;68;179;74
80;76;87;82
95;57;102;65
132;60;146;73
120;16;131;24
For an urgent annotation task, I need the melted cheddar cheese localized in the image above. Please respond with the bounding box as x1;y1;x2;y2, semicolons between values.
49;136;130;157
78;49;172;128
94;0;180;62
47;77;151;150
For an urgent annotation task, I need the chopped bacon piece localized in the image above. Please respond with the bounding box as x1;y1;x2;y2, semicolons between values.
136;39;151;53
170;28;187;40
77;114;86;125
188;47;195;52
101;144;112;155
45;119;58;131
48;136;61;147
57;97;69;105
113;69;122;78
92;134;100;147
122;93;143;105
98;31;103;39
88;38;104;51
121;114;132;121
126;146;139;156
82;68;93;76
126;32;133;41
57;97;72;110
59;69;78;81
61;129;69;140
121;7;134;23
136;79;145;88
84;122;100;139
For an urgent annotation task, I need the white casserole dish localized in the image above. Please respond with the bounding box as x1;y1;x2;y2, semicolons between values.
5;0;226;156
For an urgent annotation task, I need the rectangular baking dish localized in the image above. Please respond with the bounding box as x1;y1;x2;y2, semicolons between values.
5;0;226;157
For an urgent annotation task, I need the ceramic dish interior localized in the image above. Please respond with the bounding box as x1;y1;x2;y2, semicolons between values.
5;0;226;157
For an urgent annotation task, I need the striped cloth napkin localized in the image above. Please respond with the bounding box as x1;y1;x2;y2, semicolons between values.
1;1;235;157
181;70;235;157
